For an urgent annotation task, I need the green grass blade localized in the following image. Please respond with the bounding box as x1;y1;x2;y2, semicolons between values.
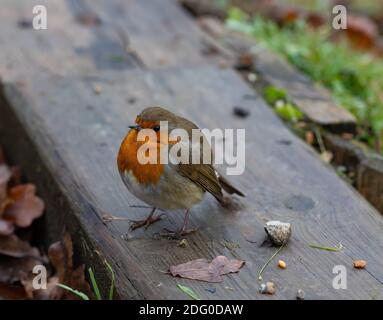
258;245;284;280
104;259;115;300
309;243;343;251
176;284;200;300
57;283;90;300
88;267;102;300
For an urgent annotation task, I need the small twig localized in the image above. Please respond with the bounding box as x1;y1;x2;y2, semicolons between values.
258;245;284;280
101;214;131;222
309;242;343;252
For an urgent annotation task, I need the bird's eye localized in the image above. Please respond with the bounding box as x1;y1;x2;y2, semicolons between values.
153;125;160;132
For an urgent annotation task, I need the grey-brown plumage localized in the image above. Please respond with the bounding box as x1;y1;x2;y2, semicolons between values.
138;106;245;204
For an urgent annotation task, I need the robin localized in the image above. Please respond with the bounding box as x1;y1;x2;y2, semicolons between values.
116;106;244;237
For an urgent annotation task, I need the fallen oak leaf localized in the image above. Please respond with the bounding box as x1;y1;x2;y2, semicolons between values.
169;255;245;283
3;183;44;228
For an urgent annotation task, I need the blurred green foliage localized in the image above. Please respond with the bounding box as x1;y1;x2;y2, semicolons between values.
263;85;303;122
226;8;383;152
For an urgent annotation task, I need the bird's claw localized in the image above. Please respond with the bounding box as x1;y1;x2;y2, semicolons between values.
128;213;165;230
159;227;197;239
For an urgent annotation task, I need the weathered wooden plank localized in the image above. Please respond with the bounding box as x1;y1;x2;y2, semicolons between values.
0;0;382;300
358;157;383;214
198;17;357;132
1;68;383;300
86;0;235;68
0;0;139;78
0;0;233;82
324;133;383;215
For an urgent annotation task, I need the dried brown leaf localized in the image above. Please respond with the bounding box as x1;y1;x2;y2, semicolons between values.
63;264;94;300
169;255;245;282
0;255;39;283
0;234;40;258
48;232;73;280
0;282;27;299
346;15;378;50
0;164;11;206
22;275;62;300
3;183;44;228
0;219;14;236
46;233;92;300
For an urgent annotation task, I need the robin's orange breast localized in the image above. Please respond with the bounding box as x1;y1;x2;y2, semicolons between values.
117;129;164;185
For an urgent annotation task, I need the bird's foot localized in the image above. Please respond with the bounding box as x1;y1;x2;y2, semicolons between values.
129;213;165;231
159;227;197;239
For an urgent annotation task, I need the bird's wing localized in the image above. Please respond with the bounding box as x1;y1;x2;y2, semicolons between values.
177;163;224;203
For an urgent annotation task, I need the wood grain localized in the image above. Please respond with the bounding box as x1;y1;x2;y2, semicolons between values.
0;0;382;300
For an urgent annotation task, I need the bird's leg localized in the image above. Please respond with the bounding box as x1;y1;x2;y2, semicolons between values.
160;209;197;239
129;207;165;230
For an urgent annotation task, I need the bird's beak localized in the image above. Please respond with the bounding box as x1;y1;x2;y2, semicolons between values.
129;125;141;131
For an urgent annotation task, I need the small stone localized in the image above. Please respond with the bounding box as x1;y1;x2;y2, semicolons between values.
247;73;257;82
265;220;291;246
278;260;286;269
93;84;102;95
353;259;367;269
259;282;275;295
178;239;188;248
296;289;305;300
